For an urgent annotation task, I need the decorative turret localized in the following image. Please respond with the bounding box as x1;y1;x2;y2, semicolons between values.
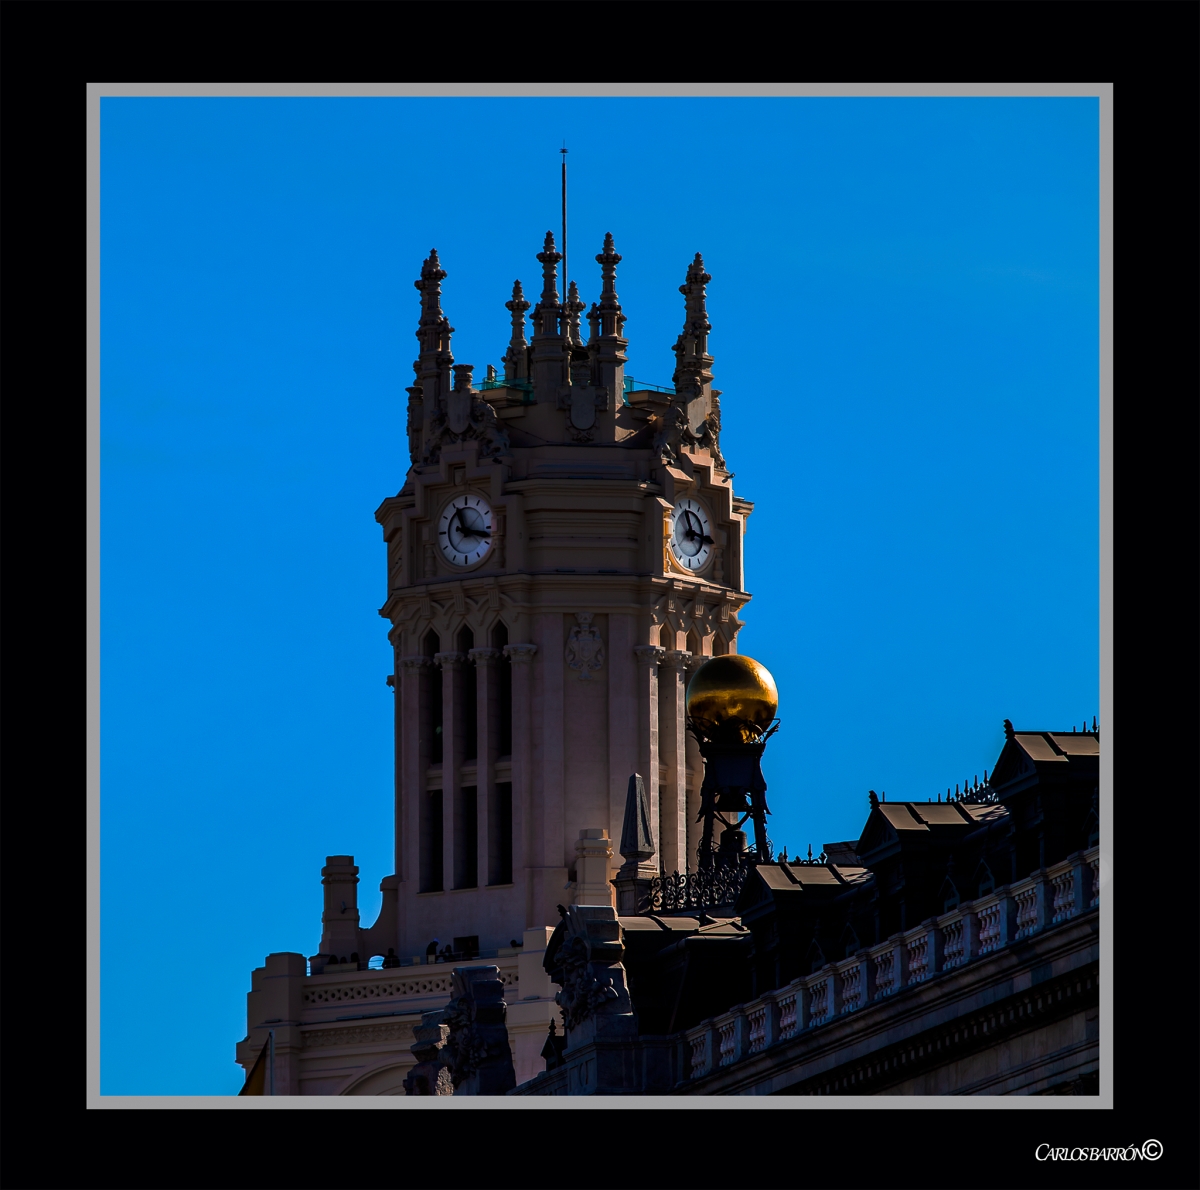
502;280;530;382
672;252;714;409
658;253;725;469
414;249;454;402
530;232;567;399
564;280;589;386
588;233;628;406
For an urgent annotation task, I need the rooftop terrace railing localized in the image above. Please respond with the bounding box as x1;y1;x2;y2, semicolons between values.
682;845;1100;1083
475;375;675;404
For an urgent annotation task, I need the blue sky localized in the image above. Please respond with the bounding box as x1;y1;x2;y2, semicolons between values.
99;96;1099;1094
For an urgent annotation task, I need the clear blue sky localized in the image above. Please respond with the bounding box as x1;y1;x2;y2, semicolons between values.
100;96;1099;1094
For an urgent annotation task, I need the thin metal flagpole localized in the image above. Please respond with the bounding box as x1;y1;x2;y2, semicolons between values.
560;144;568;297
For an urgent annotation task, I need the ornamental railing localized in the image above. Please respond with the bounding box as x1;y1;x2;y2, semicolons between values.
682;846;1099;1081
648;854;756;912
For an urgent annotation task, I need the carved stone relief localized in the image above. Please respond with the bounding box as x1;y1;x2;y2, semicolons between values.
564;612;605;681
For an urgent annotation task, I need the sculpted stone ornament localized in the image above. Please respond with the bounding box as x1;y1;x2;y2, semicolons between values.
564;612;605;681
423;365;510;465
439;966;516;1096
403;1009;454;1096
558;383;608;441
543;905;636;1048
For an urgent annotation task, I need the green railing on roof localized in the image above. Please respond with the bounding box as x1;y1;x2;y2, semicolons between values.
623;376;674;395
477;374;675;406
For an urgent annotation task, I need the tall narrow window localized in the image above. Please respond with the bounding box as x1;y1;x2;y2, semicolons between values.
489;782;513;885
491;622;512;756
455;785;478;889
458;626;477;761
421;790;444;892
424;630;442;764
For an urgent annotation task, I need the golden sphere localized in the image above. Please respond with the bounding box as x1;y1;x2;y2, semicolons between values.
685;654;779;732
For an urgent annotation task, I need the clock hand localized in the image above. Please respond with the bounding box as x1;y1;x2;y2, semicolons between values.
455;507;492;539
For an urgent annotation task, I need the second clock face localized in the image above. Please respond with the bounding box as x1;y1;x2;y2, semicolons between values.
670;497;714;571
438;494;494;567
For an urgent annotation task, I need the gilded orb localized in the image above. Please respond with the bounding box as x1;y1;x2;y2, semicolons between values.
685;654;779;734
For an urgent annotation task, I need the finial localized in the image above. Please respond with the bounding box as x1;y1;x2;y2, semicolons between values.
973;775;978;790
537;231;562;306
1003;718;1015;740
807;844;813;861
1092;716;1097;732
983;769;988;784
938;791;942;802
565;280;584;347
881;791;886;802
868;789;879;809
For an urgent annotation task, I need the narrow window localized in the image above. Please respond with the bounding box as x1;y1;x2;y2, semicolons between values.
424;630;443;764
421;789;444;892
489;782;513;885
491;622;512;756
455;785;478;889
458;627;477;761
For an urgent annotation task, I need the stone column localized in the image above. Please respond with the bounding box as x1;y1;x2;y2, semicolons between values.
683;653;704;873
317;855;361;968
659;650;691;877
606;614;639;846
634;645;665;873
504;643;538;923
435;652;466;889
574;829;614;908
469;647;500;886
398;655;431;889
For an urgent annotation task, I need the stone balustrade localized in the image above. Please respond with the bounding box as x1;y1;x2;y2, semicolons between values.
683;847;1099;1082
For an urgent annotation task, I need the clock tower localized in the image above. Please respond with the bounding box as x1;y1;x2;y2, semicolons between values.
359;233;754;965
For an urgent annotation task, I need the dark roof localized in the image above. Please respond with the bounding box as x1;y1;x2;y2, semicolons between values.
991;729;1099;795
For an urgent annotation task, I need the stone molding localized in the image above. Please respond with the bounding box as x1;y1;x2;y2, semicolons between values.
302;1022;415;1050
634;645;666;669
662;649;693;672
434;651;466;670
467;647;501;666
399;655;433;670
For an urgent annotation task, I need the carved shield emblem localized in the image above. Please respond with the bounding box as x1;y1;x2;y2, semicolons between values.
446;388;472;435
565;612;605;681
569;387;597;431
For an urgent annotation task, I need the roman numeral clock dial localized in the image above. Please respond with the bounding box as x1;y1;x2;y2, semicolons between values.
669;497;715;571
438;494;494;568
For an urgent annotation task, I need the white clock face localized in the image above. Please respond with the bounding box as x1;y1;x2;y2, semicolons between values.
438;493;494;568
670;497;714;571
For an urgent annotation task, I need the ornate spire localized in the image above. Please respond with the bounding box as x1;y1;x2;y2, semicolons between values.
595;233;624;335
588;234;627;406
534;231;562;335
564;280;585;348
672;252;713;395
530;232;568;399
503;279;530;381
413;248;453;394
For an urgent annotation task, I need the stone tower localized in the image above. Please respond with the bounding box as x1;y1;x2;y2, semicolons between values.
342;234;753;967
